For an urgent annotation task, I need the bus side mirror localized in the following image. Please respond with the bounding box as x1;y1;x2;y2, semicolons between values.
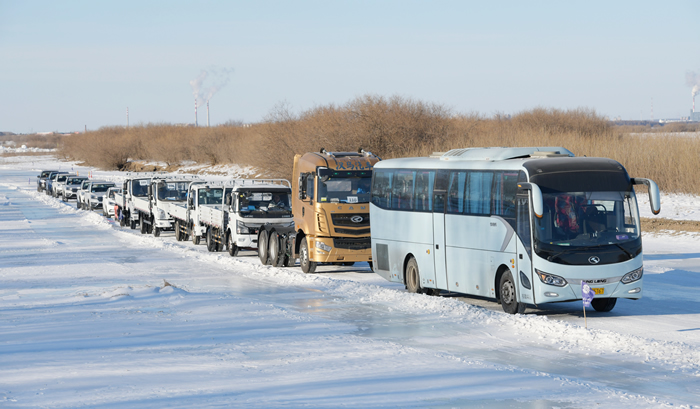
632;178;661;215
517;182;544;219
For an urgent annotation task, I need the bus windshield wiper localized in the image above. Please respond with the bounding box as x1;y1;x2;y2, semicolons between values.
614;243;633;259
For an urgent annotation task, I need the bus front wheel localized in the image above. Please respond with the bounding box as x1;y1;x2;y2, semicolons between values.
405;258;421;293
499;271;526;314
591;297;617;312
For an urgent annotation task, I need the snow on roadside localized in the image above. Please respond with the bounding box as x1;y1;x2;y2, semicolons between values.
12;182;700;381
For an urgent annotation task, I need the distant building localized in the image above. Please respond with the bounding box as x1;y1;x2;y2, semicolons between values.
690;110;700;122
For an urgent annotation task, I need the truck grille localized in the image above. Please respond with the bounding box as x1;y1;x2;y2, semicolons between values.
334;227;370;235
333;237;371;250
331;213;370;227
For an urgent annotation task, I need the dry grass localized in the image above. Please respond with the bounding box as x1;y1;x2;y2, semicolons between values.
641;218;700;234
57;95;700;195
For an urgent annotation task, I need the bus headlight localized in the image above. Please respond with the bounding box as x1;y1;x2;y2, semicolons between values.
621;267;643;284
315;241;332;253
535;269;567;287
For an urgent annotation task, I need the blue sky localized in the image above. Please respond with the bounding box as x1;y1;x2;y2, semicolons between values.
1;0;699;133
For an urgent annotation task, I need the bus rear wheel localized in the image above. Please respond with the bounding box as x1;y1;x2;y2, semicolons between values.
499;270;526;314
591;297;617;312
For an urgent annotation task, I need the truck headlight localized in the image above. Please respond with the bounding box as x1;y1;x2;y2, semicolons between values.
236;220;251;234
158;209;166;219
621;267;643;284
535;269;567;287
315;241;332;253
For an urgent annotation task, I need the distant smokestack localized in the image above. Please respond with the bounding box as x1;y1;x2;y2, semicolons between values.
194;98;198;127
207;101;210;127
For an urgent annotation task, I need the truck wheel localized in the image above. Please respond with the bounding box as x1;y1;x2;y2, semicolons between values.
268;231;284;267
227;232;239;257
258;230;270;265
119;210;126;227
175;220;182;241
192;234;200;245
499;270;526;314
206;228;216;252
129;217;136;230
153;226;161;237
299;238;317;274
140;215;147;234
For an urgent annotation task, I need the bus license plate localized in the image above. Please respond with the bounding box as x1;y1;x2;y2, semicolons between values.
592;287;604;295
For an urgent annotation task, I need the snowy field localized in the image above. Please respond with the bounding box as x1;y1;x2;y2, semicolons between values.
1;155;699;408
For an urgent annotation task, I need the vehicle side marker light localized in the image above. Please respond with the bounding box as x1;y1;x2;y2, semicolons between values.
544;292;559;297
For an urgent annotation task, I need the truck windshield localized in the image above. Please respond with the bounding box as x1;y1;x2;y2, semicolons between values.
317;168;372;204
157;181;189;201
132;179;149;197
198;187;227;205
237;189;292;218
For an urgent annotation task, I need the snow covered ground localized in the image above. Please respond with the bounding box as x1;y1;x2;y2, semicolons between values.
1;155;699;408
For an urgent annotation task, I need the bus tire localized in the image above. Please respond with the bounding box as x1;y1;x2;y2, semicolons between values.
499;270;526;314
258;230;270;265
405;257;421;293
299;238;316;274
591;297;617;312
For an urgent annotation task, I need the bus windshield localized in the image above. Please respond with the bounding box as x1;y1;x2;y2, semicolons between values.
237;189;292;218
534;190;640;247
317;168;372;204
157;181;189;201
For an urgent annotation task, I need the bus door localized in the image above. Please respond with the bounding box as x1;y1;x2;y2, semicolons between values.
516;191;535;305
432;170;449;289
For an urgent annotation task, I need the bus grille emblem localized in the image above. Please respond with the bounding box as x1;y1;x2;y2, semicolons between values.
588;256;600;265
351;215;364;223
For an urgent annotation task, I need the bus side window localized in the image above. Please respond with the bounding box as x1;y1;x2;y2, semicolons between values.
433;170;449;213
466;171;493;215
392;171;414;210
371;169;393;209
493;171;519;224
447;171;466;214
414;171;434;211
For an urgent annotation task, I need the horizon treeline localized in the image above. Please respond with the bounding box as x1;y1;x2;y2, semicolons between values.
49;95;700;195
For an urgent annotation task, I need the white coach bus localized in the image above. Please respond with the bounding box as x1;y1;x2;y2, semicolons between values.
369;147;661;314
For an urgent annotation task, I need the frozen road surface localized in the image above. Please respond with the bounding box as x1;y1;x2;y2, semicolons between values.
1;157;699;408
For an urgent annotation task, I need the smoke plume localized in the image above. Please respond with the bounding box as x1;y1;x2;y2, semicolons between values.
190;67;234;106
686;71;700;97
